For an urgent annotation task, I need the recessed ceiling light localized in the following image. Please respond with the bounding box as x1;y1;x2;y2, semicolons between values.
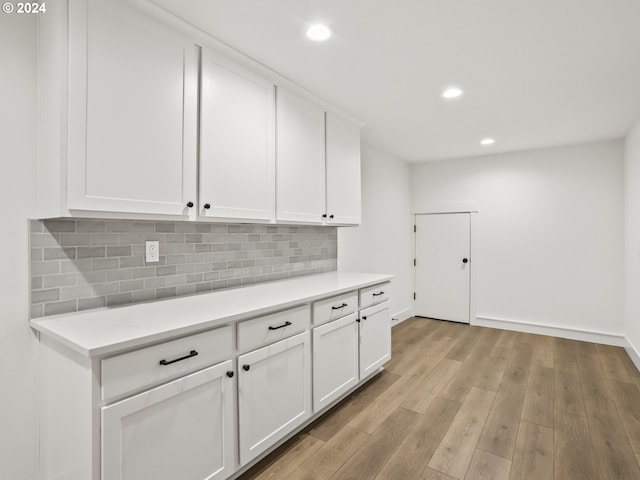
480;138;496;146
442;87;464;99
306;24;332;42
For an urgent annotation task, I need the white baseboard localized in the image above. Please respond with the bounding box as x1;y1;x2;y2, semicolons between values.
624;338;640;373
474;315;626;347
391;306;414;327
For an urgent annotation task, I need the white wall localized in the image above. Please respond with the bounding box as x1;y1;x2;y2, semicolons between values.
0;14;39;480
412;140;624;341
625;119;640;363
339;145;414;322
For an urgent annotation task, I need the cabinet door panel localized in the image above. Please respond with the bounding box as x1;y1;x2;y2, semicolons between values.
276;88;325;223
102;361;234;480
313;313;358;412
200;50;275;221
359;302;391;379
68;0;197;215
325;112;361;225
238;331;311;465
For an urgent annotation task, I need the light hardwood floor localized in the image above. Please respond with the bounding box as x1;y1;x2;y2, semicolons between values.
238;317;640;480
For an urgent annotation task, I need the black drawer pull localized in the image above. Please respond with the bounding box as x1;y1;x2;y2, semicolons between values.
243;364;250;371
159;350;198;366
372;292;385;297
331;303;348;310
268;321;292;330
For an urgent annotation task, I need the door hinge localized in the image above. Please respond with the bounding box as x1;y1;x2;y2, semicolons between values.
413;258;416;266
413;292;416;300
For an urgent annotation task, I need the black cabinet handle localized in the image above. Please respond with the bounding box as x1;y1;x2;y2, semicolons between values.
159;350;198;366
331;303;348;310
186;201;194;208
372;292;385;297
322;213;327;218
242;364;250;371
268;321;292;330
462;258;469;263
356;318;361;323
362;316;367;321
226;371;234;378
329;214;334;219
203;203;211;209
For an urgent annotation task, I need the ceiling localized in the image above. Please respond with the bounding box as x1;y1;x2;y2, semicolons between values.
151;0;640;162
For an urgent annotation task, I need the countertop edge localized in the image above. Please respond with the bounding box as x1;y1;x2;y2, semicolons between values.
30;272;394;357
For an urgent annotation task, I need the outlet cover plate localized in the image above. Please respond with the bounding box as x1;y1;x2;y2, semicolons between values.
145;241;159;263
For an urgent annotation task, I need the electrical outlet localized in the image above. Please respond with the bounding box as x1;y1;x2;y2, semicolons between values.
145;241;159;263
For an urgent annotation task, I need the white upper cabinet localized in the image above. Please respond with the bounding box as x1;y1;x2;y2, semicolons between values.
325;112;362;225
199;49;275;222
276;88;327;224
65;0;198;216
276;88;362;226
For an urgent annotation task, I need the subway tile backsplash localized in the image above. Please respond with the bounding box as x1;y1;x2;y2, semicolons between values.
30;219;337;318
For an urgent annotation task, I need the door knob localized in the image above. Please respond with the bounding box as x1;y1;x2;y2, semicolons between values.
462;258;469;263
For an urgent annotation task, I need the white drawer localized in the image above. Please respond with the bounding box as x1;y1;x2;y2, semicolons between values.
101;326;233;402
238;305;310;352
359;282;390;309
312;291;358;326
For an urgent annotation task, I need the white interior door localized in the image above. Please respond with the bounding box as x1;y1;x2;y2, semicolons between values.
415;213;471;323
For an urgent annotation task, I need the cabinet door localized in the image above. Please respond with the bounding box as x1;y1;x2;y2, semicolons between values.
68;0;197;216
276;88;326;224
102;361;235;480
238;331;311;465
199;49;275;222
359;302;391;379
312;313;359;412
325;112;362;225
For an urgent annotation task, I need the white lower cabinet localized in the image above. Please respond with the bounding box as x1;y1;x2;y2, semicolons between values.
101;360;235;480
238;331;312;465
312;312;359;412
359;301;392;379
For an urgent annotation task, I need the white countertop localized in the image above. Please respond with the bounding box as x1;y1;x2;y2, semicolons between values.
30;271;393;357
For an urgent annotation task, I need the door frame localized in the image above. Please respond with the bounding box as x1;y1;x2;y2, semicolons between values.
413;202;478;325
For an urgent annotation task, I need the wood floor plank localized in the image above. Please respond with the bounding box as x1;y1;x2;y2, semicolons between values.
477;342;532;458
307;370;400;442
330;407;420;480
554;372;586;416
464;449;511;480
241;433;324;480
510;421;553;480
428;387;496;479
554;410;597;480
532;334;554;368
576;341;612;400
422;468;458;480
348;348;446;434
474;346;510;392
490;330;518;355
444;325;477;362
608;379;640;454
553;337;579;383
285;426;368;480
584;394;640;479
401;358;461;413
376;396;461;479
521;364;554;428
596;344;634;384
440;328;499;403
